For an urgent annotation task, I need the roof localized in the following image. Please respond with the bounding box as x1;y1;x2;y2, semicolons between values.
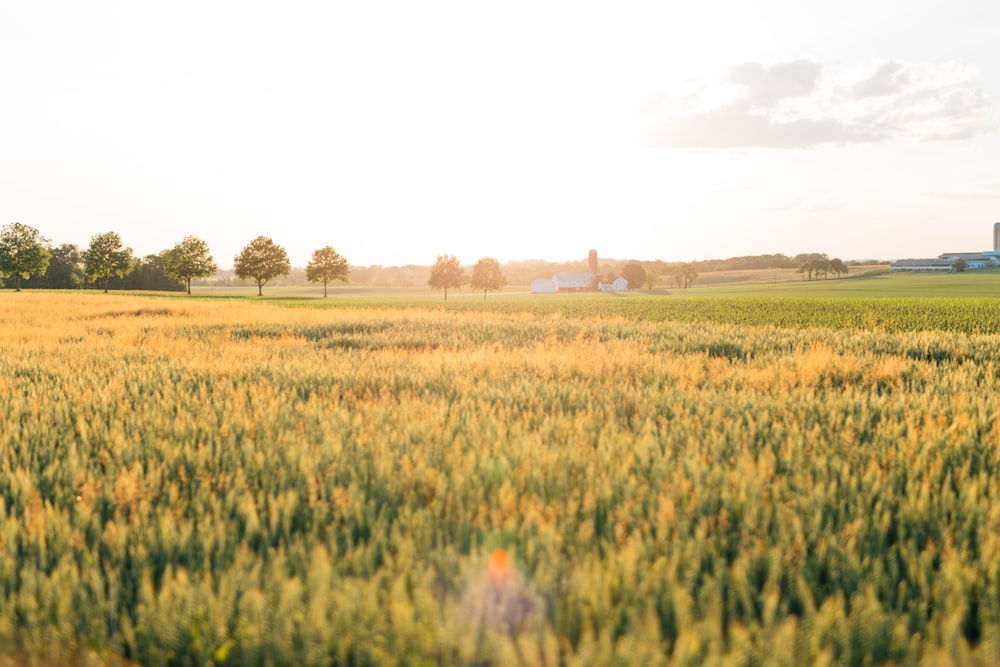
890;259;955;268
938;253;998;261
553;273;594;288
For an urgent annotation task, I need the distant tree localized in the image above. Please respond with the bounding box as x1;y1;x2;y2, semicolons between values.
26;243;83;289
644;269;659;291
119;254;184;291
163;236;218;294
621;262;647;291
672;263;698;288
0;222;51;291
234;236;291;296
427;254;465;301
829;258;849;278
793;252;829;266
83;232;136;293
797;259;826;280
306;246;350;297
469;257;507;299
686;265;699;288
952;257;968;273
816;258;832;279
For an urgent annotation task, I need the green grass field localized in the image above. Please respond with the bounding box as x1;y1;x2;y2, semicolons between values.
187;266;1000;302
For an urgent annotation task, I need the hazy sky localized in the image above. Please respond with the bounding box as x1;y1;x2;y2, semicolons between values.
2;1;998;268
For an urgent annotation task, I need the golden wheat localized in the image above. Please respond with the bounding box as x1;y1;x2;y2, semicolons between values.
0;292;999;665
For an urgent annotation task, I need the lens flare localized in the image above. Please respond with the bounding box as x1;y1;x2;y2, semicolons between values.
461;548;542;632
487;548;513;583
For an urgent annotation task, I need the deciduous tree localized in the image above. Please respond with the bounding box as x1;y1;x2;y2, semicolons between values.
234;236;291;296
127;254;186;291
163;236;219;294
644;269;659;291
33;244;83;289
0;222;51;291
83;232;136;293
672;263;698;288
621;262;647;291
427;254;465;301
306;246;350;297
469;257;506;299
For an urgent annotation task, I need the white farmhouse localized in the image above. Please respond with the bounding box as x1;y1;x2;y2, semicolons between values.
599;277;628;291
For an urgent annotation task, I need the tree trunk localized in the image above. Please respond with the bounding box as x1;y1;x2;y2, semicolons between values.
15;276;21;292
187;278;192;294
257;282;263;296
444;288;448;301
324;281;328;297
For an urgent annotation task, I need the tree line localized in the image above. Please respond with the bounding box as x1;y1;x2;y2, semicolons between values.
688;252;876;273
1;221;858;296
795;254;849;280
0;223;350;296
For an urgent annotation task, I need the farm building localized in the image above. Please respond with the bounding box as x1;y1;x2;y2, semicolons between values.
530;250;630;293
890;225;1000;271
552;273;594;291
890;252;1000;272
530;278;557;293
600;277;629;291
531;273;629;293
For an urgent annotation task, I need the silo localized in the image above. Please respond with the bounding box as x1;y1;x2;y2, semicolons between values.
994;222;1000;251
588;249;598;275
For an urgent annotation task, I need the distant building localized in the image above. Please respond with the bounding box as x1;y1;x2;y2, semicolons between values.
530;278;557;293
891;253;999;272
552;273;594;291
890;258;962;272
599;277;629;292
530;250;632;293
890;225;1000;272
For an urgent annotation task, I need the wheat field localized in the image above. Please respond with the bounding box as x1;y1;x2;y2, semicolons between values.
1;292;999;666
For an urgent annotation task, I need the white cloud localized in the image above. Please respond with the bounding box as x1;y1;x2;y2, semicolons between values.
638;59;996;149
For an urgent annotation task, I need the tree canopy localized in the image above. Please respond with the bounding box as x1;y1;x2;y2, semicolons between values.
644;268;659;291
234;236;291;296
163;236;218;294
124;254;186;292
306;246;350;297
797;255;848;280
672;263;698;289
829;258;849;278
0;222;51;291
83;232;136;293
31;244;83;289
621;262;647;291
427;254;465;301
468;257;506;299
